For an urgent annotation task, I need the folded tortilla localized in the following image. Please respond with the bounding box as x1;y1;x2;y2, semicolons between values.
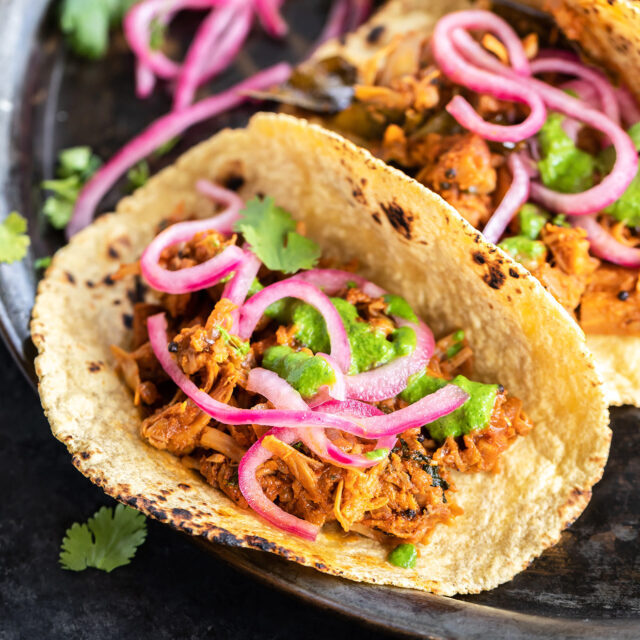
32;113;610;595
313;0;640;407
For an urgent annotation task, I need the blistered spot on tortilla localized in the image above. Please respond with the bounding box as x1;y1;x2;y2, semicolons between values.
122;313;133;329
171;508;193;520
86;280;95;288
127;277;146;304
65;271;76;284
177;483;192;491
473;252;486;265
371;212;382;224
367;24;385;44
104;274;115;286
509;268;520;279
88;361;103;373
352;187;367;205
108;245;120;260
113;299;121;306
484;263;506;290
381;202;412;239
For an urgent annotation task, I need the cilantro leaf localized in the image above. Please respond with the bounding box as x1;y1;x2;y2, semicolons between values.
153;136;180;157
59;504;147;573
234;197;320;273
59;0;136;60
42;147;101;230
0;212;30;264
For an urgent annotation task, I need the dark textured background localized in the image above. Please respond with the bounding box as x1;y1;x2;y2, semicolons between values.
0;340;394;640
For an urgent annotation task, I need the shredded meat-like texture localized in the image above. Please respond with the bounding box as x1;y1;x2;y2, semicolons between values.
114;222;533;545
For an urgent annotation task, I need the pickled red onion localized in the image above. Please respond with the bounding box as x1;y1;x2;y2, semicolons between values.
238;279;352;373
253;0;288;37
482;153;530;244
222;249;261;329
124;0;218;80
139;182;245;293
173;2;248;111
238;426;319;540
432;12;546;142
345;319;434;402
530;57;620;124
570;215;640;268
67;63;291;237
450;28;638;215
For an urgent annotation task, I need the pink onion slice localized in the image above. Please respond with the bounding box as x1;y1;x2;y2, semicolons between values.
246;368;393;469
173;1;254;111
67;62;292;237
482;153;531;243
345;319;434;402
530;57;620;124
570;215;640;268
141;230;244;294
172;3;241;111
451;29;638;215
136;60;157;99
222;249;262;330
139;181;246;294
147;312;359;431
238;279;352;373
124;0;218;80
432;13;546;142
292;268;385;298
253;0;288;37
238;426;319;540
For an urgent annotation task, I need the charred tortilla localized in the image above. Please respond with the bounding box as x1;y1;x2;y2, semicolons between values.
306;0;640;407
32;113;609;595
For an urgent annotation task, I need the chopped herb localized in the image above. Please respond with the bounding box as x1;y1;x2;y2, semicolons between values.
153;136;181;158
234;197;321;273
34;256;52;270
218;327;250;357
127;160;150;191
0;212;30;264
292;442;307;453
346;280;357;288
42;146;101;229
59;504;147;572
364;448;389;461
59;0;136;60
387;543;417;569
452;329;465;342
383;294;418;323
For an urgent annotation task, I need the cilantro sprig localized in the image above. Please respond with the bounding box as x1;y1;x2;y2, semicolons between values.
59;0;137;60
42;146;101;229
234;197;321;274
60;504;147;573
0;212;30;264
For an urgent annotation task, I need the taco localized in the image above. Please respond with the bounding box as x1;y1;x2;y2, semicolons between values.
31;113;609;595
269;0;640;406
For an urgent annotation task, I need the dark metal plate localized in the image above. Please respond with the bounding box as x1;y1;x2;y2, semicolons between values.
1;1;639;638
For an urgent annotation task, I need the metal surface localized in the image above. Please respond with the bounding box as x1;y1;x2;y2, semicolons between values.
0;1;639;638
